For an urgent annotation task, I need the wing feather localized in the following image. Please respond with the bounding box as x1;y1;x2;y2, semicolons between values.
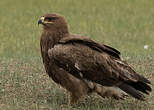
48;42;144;85
48;36;151;100
59;35;120;59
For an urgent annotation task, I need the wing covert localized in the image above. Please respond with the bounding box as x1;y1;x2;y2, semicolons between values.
59;35;121;59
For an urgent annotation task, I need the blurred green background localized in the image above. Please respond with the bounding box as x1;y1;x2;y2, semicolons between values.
0;0;154;58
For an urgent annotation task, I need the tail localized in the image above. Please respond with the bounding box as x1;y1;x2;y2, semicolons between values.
119;81;152;101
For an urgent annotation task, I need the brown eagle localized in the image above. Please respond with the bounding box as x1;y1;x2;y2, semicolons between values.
38;13;151;105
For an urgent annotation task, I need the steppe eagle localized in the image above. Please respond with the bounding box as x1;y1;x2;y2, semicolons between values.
38;13;151;105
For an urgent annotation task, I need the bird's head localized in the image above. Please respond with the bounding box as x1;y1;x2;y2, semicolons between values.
38;13;69;33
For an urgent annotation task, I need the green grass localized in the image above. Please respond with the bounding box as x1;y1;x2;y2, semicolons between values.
0;0;154;109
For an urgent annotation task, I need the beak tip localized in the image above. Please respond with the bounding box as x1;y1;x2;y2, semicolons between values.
38;19;42;25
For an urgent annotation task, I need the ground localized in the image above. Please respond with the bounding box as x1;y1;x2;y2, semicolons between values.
0;0;154;109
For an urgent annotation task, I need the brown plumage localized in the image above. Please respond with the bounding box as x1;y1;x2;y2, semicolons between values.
38;13;151;105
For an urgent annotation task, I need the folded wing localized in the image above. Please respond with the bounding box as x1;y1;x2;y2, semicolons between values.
48;35;151;100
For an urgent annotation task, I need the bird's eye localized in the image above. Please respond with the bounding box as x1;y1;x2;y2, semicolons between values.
45;17;57;21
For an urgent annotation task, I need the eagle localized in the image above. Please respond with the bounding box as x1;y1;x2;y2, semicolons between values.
38;13;151;105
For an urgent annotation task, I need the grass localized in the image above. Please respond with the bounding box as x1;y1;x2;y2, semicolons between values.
0;0;154;109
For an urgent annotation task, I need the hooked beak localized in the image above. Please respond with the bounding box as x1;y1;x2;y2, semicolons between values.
38;17;45;25
38;16;53;26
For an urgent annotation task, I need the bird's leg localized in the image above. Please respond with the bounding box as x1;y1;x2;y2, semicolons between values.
69;92;81;106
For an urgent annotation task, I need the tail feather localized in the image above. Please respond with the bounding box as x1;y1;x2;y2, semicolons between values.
127;81;152;95
119;83;145;101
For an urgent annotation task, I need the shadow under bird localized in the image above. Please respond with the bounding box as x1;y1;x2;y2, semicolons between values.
38;13;152;105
